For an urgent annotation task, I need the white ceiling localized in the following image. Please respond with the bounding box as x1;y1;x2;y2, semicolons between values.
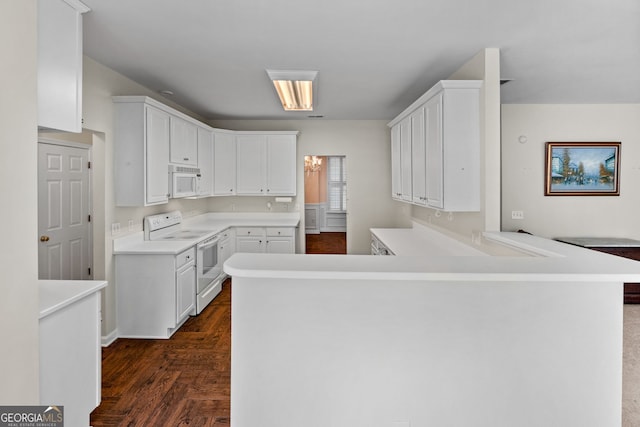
81;0;640;120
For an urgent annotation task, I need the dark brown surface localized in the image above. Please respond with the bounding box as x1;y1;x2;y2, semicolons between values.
590;247;640;304
305;232;347;254
90;278;232;427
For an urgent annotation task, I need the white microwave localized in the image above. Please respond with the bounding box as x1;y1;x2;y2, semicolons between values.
168;164;200;198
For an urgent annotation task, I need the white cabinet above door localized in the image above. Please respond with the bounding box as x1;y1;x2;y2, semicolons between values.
37;0;90;133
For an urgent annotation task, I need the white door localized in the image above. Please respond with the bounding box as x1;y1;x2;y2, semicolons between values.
38;142;92;280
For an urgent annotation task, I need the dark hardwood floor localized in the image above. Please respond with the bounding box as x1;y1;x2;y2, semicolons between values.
91;234;345;426
90;278;232;427
305;232;347;254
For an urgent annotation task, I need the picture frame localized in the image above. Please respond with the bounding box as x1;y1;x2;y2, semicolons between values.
544;142;621;196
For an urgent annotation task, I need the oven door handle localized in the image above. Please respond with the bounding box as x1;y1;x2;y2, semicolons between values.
198;238;219;251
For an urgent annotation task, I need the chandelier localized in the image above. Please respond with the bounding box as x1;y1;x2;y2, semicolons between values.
304;155;322;173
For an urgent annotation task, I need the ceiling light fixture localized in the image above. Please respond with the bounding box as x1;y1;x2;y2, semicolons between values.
266;69;318;111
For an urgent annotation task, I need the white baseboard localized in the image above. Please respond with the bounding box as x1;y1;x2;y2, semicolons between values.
101;329;118;347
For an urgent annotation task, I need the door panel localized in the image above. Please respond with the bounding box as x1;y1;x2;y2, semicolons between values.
38;142;92;280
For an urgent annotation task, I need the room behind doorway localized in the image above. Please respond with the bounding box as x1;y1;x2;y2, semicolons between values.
304;155;347;254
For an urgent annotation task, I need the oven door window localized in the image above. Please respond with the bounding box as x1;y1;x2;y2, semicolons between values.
201;242;219;278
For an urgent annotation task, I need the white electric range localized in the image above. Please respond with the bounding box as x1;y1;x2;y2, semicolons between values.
144;211;223;314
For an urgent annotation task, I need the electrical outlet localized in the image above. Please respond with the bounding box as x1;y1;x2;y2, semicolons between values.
511;210;524;220
111;222;121;235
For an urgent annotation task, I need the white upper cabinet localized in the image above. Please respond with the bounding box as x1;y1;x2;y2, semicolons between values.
113;99;170;206
399;117;413;202
390;125;402;200
197;127;214;197
37;0;89;133
113;96;298;204
388;80;481;212
213;131;237;196
266;134;297;196
236;132;297;196
170;117;198;166
410;107;427;205
236;135;267;195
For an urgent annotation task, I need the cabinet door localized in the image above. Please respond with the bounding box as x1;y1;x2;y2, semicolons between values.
399;116;413;202
236;237;265;253
266;135;296;195
236;135;267;195
390;124;402;200
410;107;427;205
425;93;444;209
145;106;170;205
213;132;236;195
197;127;214;196
266;237;294;254
37;0;87;132
170;117;198;165
176;262;196;323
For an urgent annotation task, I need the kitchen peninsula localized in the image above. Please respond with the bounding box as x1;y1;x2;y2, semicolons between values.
225;230;640;427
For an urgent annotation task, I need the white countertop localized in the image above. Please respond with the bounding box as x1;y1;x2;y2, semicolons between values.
39;280;108;319
113;212;300;255
371;224;488;256
224;231;640;282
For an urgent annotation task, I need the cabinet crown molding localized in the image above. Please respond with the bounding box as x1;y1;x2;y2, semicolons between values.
387;80;482;128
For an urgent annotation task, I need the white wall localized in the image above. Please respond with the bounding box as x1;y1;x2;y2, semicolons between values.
210;119;410;253
411;48;502;239
502;104;640;238
0;0;40;403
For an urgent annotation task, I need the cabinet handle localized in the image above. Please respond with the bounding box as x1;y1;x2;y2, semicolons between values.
260;189;264;192
267;189;270;192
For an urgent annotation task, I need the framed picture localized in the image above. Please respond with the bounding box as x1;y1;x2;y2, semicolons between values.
545;142;621;196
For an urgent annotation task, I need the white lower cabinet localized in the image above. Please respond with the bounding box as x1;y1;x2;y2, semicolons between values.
235;227;295;254
176;251;197;323
116;247;196;339
235;227;266;253
266;227;295;253
218;228;235;272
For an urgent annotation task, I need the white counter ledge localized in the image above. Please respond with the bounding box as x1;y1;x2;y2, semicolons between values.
224;232;640;282
39;279;107;318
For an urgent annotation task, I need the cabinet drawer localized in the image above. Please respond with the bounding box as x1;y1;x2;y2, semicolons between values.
176;247;196;269
266;227;293;237
235;227;265;236
219;228;234;241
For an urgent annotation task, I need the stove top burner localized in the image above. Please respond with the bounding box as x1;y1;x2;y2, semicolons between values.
153;230;210;241
144;211;210;241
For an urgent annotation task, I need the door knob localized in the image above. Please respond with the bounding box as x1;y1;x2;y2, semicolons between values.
40;236;50;242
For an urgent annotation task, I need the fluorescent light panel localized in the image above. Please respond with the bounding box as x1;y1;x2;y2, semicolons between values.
266;70;318;111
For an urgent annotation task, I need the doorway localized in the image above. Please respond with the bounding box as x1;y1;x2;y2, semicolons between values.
304;155;347;254
38;140;93;280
